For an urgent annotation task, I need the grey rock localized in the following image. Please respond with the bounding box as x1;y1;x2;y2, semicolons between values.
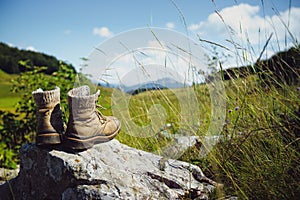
156;130;201;159
0;139;217;199
0;166;19;185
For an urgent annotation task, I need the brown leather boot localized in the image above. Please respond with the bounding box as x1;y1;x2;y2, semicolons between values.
64;85;120;150
32;87;64;145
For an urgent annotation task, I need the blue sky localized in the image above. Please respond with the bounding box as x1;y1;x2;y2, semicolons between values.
1;0;299;70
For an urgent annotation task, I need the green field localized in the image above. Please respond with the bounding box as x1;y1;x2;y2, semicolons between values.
0;64;299;199
97;73;300;199
0;70;20;112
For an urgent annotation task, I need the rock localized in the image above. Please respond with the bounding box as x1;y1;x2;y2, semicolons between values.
0;166;19;185
156;130;201;159
0;139;217;199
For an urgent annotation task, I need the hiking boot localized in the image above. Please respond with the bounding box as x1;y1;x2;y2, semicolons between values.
32;87;64;145
64;85;120;150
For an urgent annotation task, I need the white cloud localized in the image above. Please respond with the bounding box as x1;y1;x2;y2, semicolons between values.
26;46;37;52
188;3;300;67
269;7;300;43
166;22;175;29
189;4;264;41
188;23;201;31
93;27;113;37
189;4;300;45
7;43;15;47
147;40;166;49
102;50;190;86
96;39;199;86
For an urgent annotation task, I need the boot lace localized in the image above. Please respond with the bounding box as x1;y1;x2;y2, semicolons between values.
96;104;107;123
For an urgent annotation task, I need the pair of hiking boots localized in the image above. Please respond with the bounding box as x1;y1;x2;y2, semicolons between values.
32;85;121;151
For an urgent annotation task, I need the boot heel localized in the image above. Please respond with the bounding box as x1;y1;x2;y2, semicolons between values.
62;135;93;150
33;87;64;146
36;133;61;145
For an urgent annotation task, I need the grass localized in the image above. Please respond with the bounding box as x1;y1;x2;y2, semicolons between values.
1;63;299;199
0;70;20;112
179;74;299;199
0;83;20;112
97;83;214;152
97;71;299;199
1;0;299;197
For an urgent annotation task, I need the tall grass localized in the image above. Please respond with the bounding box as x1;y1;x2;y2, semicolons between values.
179;73;299;199
101;1;300;198
102;68;299;199
0;1;299;199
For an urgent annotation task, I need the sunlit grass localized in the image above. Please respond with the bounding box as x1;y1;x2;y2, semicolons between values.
1;1;299;198
180;73;300;199
1;53;299;199
0;70;20;112
97;69;299;199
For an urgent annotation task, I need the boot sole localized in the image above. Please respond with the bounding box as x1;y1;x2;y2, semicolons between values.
63;128;120;151
36;133;61;145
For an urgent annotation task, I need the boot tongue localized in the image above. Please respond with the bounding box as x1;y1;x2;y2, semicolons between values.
79;86;90;96
73;85;90;96
32;87;60;107
68;87;100;110
69;86;100;99
67;85;88;97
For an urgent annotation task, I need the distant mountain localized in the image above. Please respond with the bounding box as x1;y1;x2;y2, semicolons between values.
124;77;185;95
156;77;186;88
0;42;75;74
126;83;167;95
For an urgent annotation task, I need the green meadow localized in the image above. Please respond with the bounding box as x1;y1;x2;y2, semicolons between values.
0;70;20;112
116;74;300;199
0;11;299;197
1;0;299;197
0;58;299;198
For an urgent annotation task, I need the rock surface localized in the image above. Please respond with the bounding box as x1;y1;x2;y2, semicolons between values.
0;166;19;185
0;139;217;199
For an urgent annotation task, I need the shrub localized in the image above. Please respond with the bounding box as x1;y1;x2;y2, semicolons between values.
0;61;76;168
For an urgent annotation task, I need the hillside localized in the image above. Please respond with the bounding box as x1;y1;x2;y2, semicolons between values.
222;46;300;84
0;42;75;74
0;43;299;199
0;69;19;112
0;68;14;82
